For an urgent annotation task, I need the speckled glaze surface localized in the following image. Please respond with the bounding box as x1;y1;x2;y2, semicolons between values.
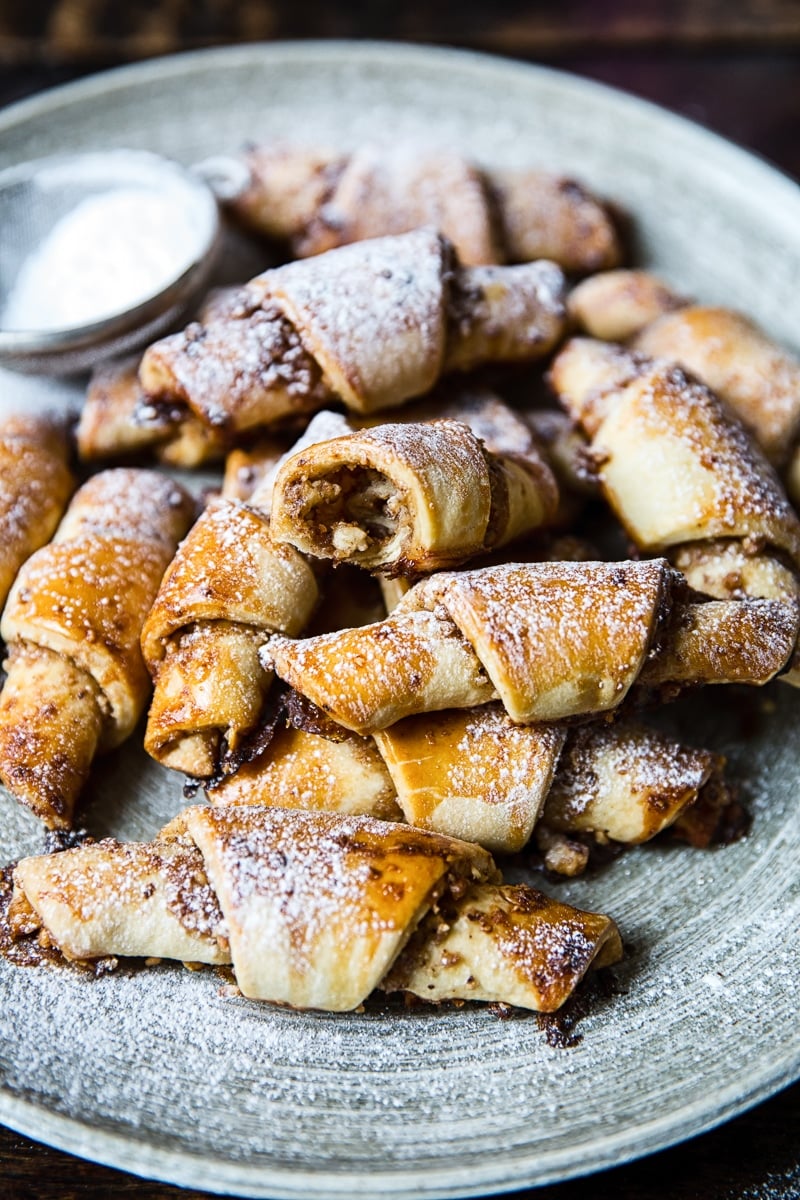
0;42;798;1200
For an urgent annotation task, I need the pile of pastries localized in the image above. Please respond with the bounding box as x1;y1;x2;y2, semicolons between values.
3;142;800;1016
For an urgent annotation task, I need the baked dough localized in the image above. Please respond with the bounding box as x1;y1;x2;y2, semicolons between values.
139;231;567;433
229;142;621;272
79;354;226;467
141;497;319;777
9;805;621;1013
0;415;74;611
550;337;800;681
0;469;195;826
266;559;797;733
270;419;558;575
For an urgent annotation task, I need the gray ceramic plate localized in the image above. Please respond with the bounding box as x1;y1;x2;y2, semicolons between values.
0;42;798;1200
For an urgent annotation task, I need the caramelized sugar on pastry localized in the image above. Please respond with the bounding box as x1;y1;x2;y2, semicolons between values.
270;419;558;576
141;497;319;778
208;721;401;821
0;470;195;827
139;231;567;434
0;414;74;610
9;806;621;1013
229;142;621;272
541;721;723;846
550;337;800;680
374;706;565;853
267;558;797;734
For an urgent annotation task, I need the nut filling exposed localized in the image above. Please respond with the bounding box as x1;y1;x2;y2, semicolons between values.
287;466;405;560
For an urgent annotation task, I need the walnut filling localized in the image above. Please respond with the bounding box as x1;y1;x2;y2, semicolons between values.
286;466;405;561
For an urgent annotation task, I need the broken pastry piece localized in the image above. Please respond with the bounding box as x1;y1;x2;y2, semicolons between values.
139;230;567;435
79;354;226;468
0;469;195;827
9;805;621;1013
270;419;559;575
0;414;74;611
228;142;622;272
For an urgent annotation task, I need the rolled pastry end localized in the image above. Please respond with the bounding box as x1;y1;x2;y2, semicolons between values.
567;269;688;342
145;623;273;778
270;421;495;574
0;644;104;828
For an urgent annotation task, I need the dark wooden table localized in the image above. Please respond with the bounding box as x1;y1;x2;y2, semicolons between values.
1;7;799;1198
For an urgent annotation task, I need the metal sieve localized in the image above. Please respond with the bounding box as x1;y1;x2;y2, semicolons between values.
0;149;247;375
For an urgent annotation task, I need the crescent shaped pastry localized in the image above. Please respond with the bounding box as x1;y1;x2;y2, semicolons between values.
139;231;567;434
141;496;319;777
204;683;730;864
9;806;621;1013
270;420;558;575
0;414;74;610
551;339;800;565
267;558;797;733
228;143;621;272
0;469;195;826
550;337;800;682
541;721;722;846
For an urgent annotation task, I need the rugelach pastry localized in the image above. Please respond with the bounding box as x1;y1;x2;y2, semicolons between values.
0;414;74;611
549;338;800;680
568;270;800;503
0;469;195;827
228;142;622;272
265;559;799;733
207;694;728;862
7;805;622;1012
270;419;559;575
139;230;567;434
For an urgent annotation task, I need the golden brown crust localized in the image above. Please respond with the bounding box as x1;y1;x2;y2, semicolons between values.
568;269;688;342
491;169;621;273
141;497;319;776
0;414;74;610
0;645;103;828
80;355;226;467
374;706;566;853
2;470;194;743
543;721;722;845
0;470;194;824
551;338;800;567
270;420;558;575
383;882;622;1012
9;806;619;1013
634;306;800;466
207;722;401;821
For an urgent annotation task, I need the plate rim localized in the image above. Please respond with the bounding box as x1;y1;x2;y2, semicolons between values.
1;38;799;1199
1;1051;797;1199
